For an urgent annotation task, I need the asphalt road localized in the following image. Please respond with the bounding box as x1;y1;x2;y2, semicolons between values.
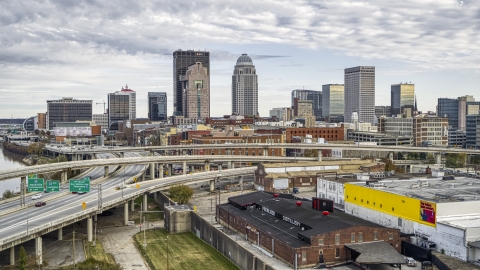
0;153;117;213
0;152;147;242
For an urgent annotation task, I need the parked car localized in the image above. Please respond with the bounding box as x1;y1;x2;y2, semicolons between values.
405;257;417;267
32;194;42;200
77;192;87;195
35;201;46;207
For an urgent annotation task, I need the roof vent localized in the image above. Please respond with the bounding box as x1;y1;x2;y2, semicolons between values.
273;193;279;198
296;201;302;206
322;211;330;216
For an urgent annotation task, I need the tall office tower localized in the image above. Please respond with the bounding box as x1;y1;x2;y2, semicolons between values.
344;66;375;124
322;84;344;123
46;97;92;129
391;83;415;116
232;54;258;116
108;85;136;128
173;50;210;116
291;89;322;120
438;95;479;130
180;62;210;121
148;92;167;121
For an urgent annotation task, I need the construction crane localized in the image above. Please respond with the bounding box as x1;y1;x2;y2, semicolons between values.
96;100;106;114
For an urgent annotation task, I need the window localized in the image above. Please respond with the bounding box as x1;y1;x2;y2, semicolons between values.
398;218;402;227
358;232;363;242
351;233;355;243
389;233;393;240
374;231;378;240
335;248;340;258
318;239;324;246
335;234;340;245
302;251;306;262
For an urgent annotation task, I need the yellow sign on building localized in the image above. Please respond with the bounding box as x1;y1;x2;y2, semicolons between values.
344;183;436;227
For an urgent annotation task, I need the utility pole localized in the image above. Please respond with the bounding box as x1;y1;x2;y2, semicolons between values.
72;230;76;267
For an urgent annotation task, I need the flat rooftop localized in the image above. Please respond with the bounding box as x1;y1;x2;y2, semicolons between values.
350;176;480;203
222;192;386;247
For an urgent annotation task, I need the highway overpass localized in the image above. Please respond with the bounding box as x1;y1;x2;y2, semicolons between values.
0;155;316;181
47;143;480;156
0;167;254;265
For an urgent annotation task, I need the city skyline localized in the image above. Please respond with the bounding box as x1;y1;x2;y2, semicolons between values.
0;1;479;118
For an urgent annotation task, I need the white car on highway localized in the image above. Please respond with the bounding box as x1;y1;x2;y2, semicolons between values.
31;194;42;200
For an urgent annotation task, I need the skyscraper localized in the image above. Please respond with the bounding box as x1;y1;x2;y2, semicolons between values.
108;85;136;128
391;83;415;116
291;89;322;120
232;54;258;116
437;95;480;130
344;66;375;124
180;62;210;121
46;97;92;129
148;92;167;121
322;84;344;123
173;50;210;116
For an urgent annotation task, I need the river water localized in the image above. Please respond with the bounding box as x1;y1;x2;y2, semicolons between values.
0;149;23;196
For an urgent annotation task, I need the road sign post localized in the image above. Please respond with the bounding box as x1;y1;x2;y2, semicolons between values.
27;178;44;192
46;180;60;192
70;178;91;192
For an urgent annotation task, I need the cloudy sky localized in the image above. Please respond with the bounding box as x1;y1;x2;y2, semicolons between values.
1;0;479;119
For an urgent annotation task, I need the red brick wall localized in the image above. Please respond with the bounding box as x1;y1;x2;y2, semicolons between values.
286;127;345;143
218;206;401;268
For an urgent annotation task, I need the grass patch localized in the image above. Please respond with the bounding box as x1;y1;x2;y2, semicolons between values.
58;240;120;270
85;240;116;264
134;229;240;270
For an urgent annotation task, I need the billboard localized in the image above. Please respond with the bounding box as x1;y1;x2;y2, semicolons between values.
54;127;92;137
420;201;436;224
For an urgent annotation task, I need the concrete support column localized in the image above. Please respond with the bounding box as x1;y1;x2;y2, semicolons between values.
124;202;129;225
94;214;97;222
143;194;148;211
10;246;14;266
218;164;222;172
142;172;145;181
87;217;93;242
317;150;323;162
159;164;164;178
228;161;232;169
190;165;194;173
130;199;135;211
154;191;158;202
119;152;124;158
35;236;42;265
169;164;173;176
183;161;187;175
182;149;186;155
205;160;210;172
58;227;63;240
104;166;109;177
435;153;442;164
210;180;215;192
239;176;244;193
149;163;155;180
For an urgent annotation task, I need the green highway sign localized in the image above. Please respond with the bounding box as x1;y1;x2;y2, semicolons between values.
46;180;60;192
28;178;44;192
69;178;90;192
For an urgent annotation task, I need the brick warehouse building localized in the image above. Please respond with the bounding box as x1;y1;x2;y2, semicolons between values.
285;126;346;143
218;192;403;268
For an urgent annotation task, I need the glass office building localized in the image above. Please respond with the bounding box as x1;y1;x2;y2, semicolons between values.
291;89;322;120
148;92;167;121
322;84;344;123
391;84;415;116
173;50;210;116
